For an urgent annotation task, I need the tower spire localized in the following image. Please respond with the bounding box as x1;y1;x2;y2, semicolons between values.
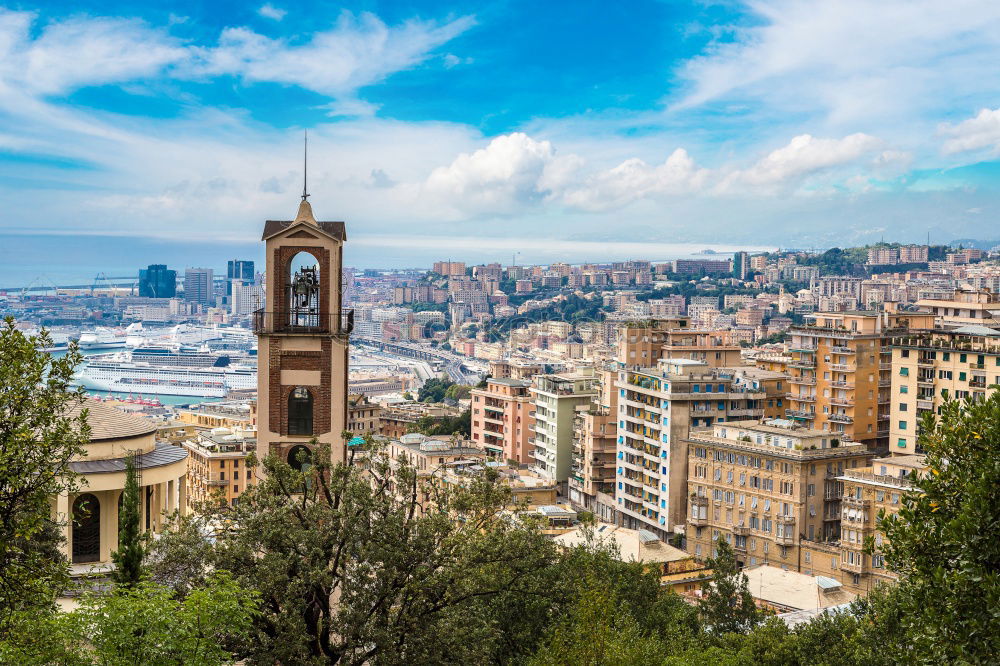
294;130;317;225
302;130;309;202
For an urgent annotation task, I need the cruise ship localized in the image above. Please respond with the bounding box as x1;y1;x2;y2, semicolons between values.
76;349;256;398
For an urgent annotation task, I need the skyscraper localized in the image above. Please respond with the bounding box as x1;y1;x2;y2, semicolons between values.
227;259;255;295
733;251;750;280
138;264;176;298
184;268;214;306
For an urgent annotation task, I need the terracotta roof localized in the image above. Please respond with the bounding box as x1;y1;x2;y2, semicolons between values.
261;220;346;241
70;441;188;474
68;400;157;441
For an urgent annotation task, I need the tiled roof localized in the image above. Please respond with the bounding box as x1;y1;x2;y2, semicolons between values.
261;220;346;241
70;441;188;474
68;400;157;441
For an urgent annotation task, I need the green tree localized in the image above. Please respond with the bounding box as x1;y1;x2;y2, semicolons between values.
111;451;145;587
0;319;90;636
698;538;762;635
153;442;564;664
1;573;258;665
877;394;1000;663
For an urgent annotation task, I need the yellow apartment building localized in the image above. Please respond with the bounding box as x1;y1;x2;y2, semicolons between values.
685;420;872;577
838;454;924;591
915;287;1000;328
786;310;935;450
888;326;1000;454
182;426;256;509
568;368;618;520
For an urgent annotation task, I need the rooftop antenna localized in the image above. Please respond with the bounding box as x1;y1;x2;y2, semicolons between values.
302;130;309;202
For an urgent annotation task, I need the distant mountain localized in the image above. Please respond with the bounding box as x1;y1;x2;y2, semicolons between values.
949;238;1000;250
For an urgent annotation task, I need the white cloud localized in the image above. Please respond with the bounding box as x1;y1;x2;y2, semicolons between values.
676;0;1000;130
0;9;185;97
257;4;287;21
719;133;883;191
940;108;1000;155
186;12;475;97
421;133;575;216
561;149;708;211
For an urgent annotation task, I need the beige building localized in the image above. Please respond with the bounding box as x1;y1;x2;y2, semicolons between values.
685;420;871;575
915;288;1000;329
57;401;188;566
182;426;256;508
786;310;935;450
255;196;351;468
568;369;618;519
838;455;924;591
614;360;786;539
889;327;1000;454
347;393;381;435
531;370;600;487
470;378;536;463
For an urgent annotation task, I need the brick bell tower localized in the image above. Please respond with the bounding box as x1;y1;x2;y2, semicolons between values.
254;148;353;469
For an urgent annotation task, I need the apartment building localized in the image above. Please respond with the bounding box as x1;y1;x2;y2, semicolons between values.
470;378;536;463
915;288;1000;328
613;360;783;539
889;326;1000;454
685;420;871;574
568;369;618;520
785;310;935;450
531;370;600;488
616;318;686;367
838;454;924;591
347;394;381;435
183;426;257;508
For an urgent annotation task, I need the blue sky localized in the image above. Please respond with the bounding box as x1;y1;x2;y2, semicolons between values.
4;0;1000;264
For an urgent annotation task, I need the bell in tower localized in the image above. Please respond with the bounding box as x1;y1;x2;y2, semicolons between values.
254;180;352;470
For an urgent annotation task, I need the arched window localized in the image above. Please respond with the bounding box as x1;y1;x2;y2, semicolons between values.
288;387;313;435
72;493;101;563
288;251;320;328
287;445;312;474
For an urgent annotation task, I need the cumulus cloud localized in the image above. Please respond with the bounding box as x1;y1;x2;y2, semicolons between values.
719;133;883;191
257;4;286;21
561;149;708;211
940;108;1000;154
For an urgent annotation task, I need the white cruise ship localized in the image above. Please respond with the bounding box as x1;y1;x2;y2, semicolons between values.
76;351;256;398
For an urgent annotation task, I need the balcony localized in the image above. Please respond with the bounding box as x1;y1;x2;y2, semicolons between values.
789;360;816;369
727;407;762;417
829;363;854;372
775;533;795;545
829;397;853;407
842;496;871;510
828;413;853;424
253;309;354;336
788;392;816;403
785;409;815;420
830;381;854;389
831;346;855;354
732;525;750;536
917;357;934;366
790;376;816;386
916;399;934;411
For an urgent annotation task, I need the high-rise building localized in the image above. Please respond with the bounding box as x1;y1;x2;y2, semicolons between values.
785;311;935;451
184;268;214;306
733;251;750;279
470;378;536;463
684;420;871;571
568;368;619;522
255;193;352;467
530;370;599;489
227;259;255;295
138;264;176;298
230;279;264;315
613;359;787;538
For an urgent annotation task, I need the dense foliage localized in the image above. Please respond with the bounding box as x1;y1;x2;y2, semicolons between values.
0;319;90;637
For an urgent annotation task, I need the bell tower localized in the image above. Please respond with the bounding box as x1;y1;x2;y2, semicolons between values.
254;184;353;467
